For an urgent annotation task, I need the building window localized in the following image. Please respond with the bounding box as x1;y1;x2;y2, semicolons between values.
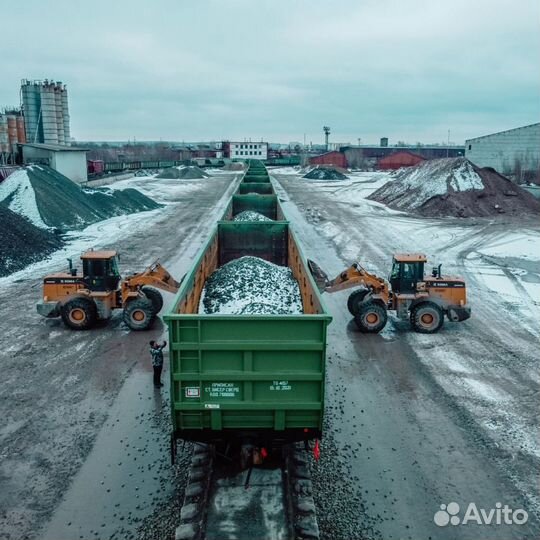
468;144;472;150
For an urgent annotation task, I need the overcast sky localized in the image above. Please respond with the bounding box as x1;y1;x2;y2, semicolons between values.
2;0;539;144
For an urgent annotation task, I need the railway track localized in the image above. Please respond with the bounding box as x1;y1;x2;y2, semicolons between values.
174;444;320;540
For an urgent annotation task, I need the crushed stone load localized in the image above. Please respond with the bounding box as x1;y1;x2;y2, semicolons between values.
368;157;540;217
0;205;63;277
233;211;273;222
157;166;209;179
0;165;160;231
303;167;348;180
200;256;303;315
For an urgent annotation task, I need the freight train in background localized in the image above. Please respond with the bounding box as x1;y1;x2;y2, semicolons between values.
163;160;330;539
86;156;301;177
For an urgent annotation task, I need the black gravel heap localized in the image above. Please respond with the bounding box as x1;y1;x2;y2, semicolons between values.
233;211;273;222
0;206;63;277
200;256;303;315
303;167;348;180
27;165;160;231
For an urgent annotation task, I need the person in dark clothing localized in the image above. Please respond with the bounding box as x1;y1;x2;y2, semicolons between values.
149;340;167;388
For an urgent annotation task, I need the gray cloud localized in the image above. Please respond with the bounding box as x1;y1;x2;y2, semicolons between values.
1;0;538;144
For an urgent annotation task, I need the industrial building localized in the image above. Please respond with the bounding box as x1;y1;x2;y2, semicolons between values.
465;123;540;183
378;151;426;170
341;140;464;169
1;78;72;167
309;151;347;168
20;143;88;183
21;79;71;145
223;141;268;159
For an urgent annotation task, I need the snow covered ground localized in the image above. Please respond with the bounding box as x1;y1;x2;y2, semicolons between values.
272;170;540;521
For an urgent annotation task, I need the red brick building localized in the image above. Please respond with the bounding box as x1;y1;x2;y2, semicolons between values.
309;151;347;168
378;151;426;170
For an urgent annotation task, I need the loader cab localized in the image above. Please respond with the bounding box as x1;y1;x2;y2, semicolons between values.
81;250;121;292
389;254;427;294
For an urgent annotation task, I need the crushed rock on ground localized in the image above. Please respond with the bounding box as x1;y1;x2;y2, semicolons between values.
311;414;382;540
233;210;273;222
156;166;209;179
368;157;540;217
0;205;63;277
303;167;348;180
200;256;303;315
0;165;161;231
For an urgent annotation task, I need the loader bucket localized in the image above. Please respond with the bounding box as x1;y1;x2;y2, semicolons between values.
307;259;329;293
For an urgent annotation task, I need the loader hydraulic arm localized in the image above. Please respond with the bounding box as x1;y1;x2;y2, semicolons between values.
325;263;388;294
126;262;182;294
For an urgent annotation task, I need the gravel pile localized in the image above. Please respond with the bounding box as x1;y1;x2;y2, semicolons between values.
0;166;160;231
157;166;209;179
0;205;63;277
200;256;303;315
304;167;348;180
369;157;540;217
233;211;273;222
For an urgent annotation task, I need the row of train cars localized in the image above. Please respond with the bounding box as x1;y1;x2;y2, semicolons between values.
164;160;333;459
87;156;300;176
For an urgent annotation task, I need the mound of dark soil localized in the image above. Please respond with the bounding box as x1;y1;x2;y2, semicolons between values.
200;256;302;314
157;166;209;179
304;167;348;180
369;158;540;217
0;206;63;277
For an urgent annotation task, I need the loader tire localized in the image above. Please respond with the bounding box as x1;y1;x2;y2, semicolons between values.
123;298;154;331
141;286;164;314
347;289;368;316
410;302;444;334
354;302;387;333
61;298;97;330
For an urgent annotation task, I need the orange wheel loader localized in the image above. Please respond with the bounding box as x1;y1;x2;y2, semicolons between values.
308;254;471;334
37;249;182;331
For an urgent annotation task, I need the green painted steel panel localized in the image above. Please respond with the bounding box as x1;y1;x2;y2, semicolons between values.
218;222;287;265
243;174;271;183
238;183;274;195
230;194;279;220
165;190;331;437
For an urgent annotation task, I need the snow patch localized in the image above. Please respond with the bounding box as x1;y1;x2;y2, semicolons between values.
0;169;49;229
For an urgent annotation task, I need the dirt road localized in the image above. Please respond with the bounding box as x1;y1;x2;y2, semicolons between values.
0;173;239;540
273;171;539;540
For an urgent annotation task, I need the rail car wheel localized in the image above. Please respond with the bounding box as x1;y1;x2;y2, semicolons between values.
347;289;369;316
354;302;387;333
410;302;444;333
141;286;164;314
123;298;154;330
61;298;97;330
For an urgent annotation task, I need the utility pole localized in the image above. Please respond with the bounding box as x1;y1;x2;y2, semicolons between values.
447;129;450;158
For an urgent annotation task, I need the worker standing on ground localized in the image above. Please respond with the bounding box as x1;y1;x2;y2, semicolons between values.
149;340;167;388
